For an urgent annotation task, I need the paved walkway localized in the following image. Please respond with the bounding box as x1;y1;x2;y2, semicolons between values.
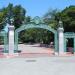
17;44;55;57
18;44;54;54
0;44;74;57
0;44;75;75
0;56;75;75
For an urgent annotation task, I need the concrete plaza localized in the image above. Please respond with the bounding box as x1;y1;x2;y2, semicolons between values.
0;56;75;75
0;44;75;75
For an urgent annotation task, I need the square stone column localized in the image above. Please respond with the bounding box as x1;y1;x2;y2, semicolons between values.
58;27;64;55
8;25;14;55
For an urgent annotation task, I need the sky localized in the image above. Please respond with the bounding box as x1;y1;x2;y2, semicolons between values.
0;0;75;17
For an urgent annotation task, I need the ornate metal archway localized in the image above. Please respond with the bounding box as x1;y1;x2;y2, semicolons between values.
14;16;58;53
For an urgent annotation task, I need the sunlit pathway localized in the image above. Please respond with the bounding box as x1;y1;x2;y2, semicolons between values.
0;56;75;75
17;44;55;57
18;44;54;54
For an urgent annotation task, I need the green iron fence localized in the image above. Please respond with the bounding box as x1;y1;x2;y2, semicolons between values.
0;31;8;53
64;32;75;53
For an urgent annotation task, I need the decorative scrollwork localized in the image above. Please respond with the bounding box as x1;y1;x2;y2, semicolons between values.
33;16;41;24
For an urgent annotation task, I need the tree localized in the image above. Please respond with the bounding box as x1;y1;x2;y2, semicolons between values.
13;4;26;29
40;9;59;44
42;6;75;46
43;9;59;29
43;6;75;32
56;6;75;32
0;3;26;30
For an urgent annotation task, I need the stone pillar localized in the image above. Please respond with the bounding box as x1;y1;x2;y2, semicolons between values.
58;21;64;55
8;25;14;55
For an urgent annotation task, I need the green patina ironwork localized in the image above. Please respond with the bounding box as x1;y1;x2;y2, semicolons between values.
15;16;58;53
64;32;75;52
0;30;8;53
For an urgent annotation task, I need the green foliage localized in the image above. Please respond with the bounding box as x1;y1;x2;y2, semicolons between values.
43;6;75;32
42;6;75;46
25;16;31;23
0;3;26;30
0;12;4;30
41;9;59;44
57;6;75;32
43;9;59;29
13;4;26;29
0;4;75;44
19;28;53;44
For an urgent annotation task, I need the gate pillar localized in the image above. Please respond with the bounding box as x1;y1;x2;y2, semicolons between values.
8;25;15;54
58;21;64;55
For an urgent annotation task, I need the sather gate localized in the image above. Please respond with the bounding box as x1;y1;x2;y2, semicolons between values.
0;16;66;55
14;16;58;53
